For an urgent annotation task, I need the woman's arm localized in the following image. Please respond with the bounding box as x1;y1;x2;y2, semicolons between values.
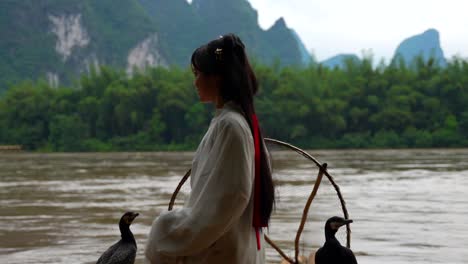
145;118;254;259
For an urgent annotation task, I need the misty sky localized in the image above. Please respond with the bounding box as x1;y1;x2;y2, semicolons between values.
247;0;468;62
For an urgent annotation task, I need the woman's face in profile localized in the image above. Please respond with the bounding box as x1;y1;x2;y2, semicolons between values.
192;66;220;103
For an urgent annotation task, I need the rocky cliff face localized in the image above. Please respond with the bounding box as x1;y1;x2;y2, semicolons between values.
126;34;167;74
0;0;310;90
0;0;168;89
48;13;90;62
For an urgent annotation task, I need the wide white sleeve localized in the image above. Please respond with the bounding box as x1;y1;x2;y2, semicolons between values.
145;119;254;260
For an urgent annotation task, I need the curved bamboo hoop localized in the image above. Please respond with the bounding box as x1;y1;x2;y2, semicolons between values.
167;138;351;264
167;167;294;262
168;169;191;211
264;138;351;250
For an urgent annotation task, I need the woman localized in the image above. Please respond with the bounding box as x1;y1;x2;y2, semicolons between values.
145;34;274;264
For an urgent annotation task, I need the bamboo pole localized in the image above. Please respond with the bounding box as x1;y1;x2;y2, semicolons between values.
265;235;294;264
293;163;326;263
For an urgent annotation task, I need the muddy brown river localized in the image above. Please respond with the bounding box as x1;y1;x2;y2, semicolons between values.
1;148;467;263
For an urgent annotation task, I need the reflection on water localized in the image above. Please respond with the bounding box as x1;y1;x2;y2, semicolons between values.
1;149;468;264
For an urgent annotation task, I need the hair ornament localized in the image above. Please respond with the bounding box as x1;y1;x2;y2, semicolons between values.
215;48;223;61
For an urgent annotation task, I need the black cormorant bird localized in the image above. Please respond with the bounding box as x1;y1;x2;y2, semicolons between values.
96;212;139;264
315;216;357;264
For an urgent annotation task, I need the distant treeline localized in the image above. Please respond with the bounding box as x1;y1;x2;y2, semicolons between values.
1;56;467;152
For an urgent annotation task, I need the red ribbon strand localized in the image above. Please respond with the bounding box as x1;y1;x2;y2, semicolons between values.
251;114;265;250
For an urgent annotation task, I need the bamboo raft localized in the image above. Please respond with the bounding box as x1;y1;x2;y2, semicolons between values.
168;138;352;264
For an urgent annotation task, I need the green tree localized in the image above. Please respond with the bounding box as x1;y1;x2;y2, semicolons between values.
49;114;89;151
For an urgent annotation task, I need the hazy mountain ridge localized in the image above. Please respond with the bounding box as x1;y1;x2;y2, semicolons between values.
0;1;449;90
0;0;309;90
321;54;361;69
392;28;446;67
320;29;447;68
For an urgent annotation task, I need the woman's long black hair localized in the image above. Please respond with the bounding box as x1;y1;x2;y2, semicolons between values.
191;33;275;225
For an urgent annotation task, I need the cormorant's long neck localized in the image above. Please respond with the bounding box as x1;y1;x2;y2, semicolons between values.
325;228;339;243
120;223;136;244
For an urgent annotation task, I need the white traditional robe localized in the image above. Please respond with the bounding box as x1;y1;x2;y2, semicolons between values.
145;101;266;264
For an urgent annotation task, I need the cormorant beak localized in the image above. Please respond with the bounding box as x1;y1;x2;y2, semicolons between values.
129;212;139;222
341;219;353;226
132;212;139;218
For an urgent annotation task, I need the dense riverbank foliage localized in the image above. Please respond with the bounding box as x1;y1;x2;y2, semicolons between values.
1;56;467;151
